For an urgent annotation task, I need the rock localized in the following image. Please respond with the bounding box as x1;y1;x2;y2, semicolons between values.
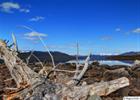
103;68;130;81
88;95;102;100
101;97;112;100
91;61;100;66
98;64;130;70
131;65;140;71
111;65;130;70
115;87;130;96
131;65;140;78
44;94;61;100
57;63;76;70
131;78;140;89
134;60;140;65
129;88;140;96
99;64;111;69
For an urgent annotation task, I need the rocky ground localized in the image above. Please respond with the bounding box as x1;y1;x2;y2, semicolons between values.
0;62;140;100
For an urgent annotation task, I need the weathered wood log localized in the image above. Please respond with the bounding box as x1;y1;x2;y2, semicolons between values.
61;77;130;100
0;40;40;88
89;77;129;96
3;77;129;100
0;40;61;100
3;79;61;100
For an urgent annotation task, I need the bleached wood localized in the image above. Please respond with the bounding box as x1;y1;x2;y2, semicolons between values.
26;50;34;64
0;40;40;88
12;33;18;52
75;54;90;81
89;77;130;96
68;54;90;85
74;42;80;79
62;77;130;100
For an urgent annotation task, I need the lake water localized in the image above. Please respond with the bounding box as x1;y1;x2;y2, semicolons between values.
67;60;133;66
99;60;132;66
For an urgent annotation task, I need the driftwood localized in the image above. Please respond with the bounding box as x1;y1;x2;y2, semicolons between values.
74;42;80;79
61;77;129;100
0;39;130;100
0;40;40;88
26;51;44;68
12;33;18;52
67;54;91;85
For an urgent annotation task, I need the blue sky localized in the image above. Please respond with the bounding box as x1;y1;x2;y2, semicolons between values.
0;0;140;55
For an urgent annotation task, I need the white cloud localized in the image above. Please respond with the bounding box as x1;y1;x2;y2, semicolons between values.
24;32;47;37
24;37;40;44
0;2;30;13
101;36;112;41
24;37;37;40
115;28;121;32
20;8;30;13
0;2;20;13
24;32;47;43
133;28;140;34
29;16;45;22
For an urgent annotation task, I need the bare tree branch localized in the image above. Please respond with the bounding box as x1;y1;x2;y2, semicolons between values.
74;42;80;79
67;53;91;85
12;33;18;52
26;51;34;65
18;25;56;75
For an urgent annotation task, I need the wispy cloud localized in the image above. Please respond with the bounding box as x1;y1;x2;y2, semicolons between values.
24;37;37;41
20;8;30;13
24;31;47;37
132;28;140;34
0;2;30;13
23;37;40;44
115;28;121;32
101;36;112;41
29;16;45;22
125;27;140;35
24;31;47;41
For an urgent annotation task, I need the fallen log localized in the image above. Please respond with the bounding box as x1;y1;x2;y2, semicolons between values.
3;77;129;100
61;77;129;100
89;77;129;96
0;40;40;88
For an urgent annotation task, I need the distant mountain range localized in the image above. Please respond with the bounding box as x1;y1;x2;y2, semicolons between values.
19;51;75;63
120;51;140;56
78;55;107;60
0;51;140;64
79;51;140;61
107;51;140;61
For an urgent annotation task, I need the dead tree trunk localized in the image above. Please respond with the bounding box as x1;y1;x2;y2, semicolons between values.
0;40;59;100
0;40;40;88
61;77;129;100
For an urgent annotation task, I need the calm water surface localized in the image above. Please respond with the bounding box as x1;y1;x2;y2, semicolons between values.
67;60;133;66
